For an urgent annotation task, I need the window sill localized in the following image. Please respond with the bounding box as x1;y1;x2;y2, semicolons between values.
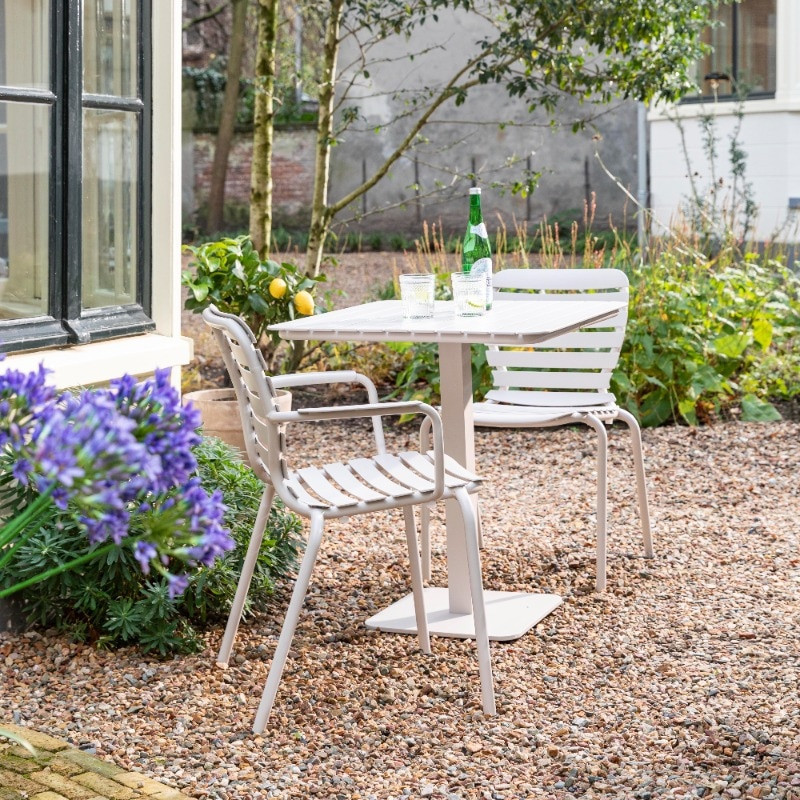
4;333;194;389
650;96;800;121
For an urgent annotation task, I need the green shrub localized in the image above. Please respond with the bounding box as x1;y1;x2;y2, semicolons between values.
1;437;302;654
379;231;800;427
613;249;800;426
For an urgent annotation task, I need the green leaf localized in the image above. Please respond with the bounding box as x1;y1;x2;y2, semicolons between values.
752;317;773;350
713;332;750;358
639;389;673;427
248;293;270;314
190;284;209;303
740;394;782;423
677;397;698;425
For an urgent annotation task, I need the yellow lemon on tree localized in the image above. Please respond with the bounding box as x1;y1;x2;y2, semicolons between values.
294;290;314;316
269;277;287;299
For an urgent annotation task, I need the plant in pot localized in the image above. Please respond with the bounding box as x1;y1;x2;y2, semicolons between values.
181;235;323;458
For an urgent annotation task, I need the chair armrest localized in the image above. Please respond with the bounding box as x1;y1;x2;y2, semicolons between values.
267;401;446;498
270;370;368;390
269;371;387;453
270;400;427;422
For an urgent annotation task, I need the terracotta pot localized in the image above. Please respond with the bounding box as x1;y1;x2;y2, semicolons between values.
184;387;291;465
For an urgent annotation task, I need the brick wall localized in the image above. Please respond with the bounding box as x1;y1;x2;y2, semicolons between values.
188;127;316;229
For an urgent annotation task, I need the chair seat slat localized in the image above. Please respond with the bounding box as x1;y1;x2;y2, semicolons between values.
297;467;360;507
373;453;436;492
349;458;416;498
400;451;481;486
322;462;387;502
283;475;329;508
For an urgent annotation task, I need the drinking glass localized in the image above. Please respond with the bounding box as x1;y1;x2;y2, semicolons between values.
451;272;486;316
399;273;435;319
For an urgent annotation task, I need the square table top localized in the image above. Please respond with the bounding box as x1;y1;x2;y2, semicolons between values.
270;299;625;346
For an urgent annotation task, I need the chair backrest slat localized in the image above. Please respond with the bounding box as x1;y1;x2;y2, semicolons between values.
486;268;629;403
202;306;281;485
491;369;612;391
487;349;619;370
494;268;627;292
524;330;624;349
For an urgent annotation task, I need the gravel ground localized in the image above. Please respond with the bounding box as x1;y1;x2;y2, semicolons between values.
2;418;800;799
3;255;800;799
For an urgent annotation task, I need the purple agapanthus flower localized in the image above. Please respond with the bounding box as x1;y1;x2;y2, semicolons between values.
133;540;158;574
107;368;202;494
166;573;190;600
0;361;233;599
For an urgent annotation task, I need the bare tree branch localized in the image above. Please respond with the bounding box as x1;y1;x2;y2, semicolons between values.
183;1;229;31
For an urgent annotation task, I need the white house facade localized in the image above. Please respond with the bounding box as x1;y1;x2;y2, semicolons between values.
1;1;190;387
649;0;800;242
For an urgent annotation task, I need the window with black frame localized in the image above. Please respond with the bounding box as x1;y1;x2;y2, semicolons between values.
689;0;776;101
0;0;152;354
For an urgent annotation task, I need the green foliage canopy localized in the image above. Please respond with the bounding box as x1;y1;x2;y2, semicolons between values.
347;0;721;109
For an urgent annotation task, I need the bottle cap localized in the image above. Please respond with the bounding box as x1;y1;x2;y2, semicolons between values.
469;187;481;195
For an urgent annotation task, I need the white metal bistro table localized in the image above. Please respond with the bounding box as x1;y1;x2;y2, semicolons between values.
270;298;624;641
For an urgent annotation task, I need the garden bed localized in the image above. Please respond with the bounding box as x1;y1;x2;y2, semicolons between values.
2;414;800;798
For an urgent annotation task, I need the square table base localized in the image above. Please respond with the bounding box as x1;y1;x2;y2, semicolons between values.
365;587;563;642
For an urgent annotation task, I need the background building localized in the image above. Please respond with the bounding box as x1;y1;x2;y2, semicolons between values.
649;0;799;242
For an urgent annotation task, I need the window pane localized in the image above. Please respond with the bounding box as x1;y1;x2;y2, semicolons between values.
0;101;49;320
83;0;138;97
695;6;734;98
82;108;137;309
737;0;776;94
0;0;50;91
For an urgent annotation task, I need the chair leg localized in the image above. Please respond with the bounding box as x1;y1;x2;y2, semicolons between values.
475;497;484;550
419;416;435;582
420;503;433;582
454;487;496;716
403;506;431;654
253;510;325;734
420;498;477;582
217;485;275;667
584;415;608;593
617;408;654;559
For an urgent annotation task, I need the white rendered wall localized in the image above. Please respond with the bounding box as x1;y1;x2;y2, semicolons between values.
648;0;800;242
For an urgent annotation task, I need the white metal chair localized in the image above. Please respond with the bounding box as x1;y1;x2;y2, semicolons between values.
420;268;653;592
201;304;495;733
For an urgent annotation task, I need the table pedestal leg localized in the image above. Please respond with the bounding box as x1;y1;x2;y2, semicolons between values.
365;342;563;642
439;342;475;615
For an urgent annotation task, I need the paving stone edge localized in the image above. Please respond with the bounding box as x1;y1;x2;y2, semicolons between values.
0;723;192;800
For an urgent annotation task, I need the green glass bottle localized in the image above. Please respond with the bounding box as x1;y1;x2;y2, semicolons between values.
461;187;493;310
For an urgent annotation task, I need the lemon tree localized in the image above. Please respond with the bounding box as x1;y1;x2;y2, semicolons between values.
182;234;325;371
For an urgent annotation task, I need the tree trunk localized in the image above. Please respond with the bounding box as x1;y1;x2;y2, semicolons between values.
249;0;279;258
206;0;247;235
305;0;344;276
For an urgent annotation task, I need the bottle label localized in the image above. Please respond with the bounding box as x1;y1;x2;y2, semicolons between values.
469;257;493;308
470;223;488;238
